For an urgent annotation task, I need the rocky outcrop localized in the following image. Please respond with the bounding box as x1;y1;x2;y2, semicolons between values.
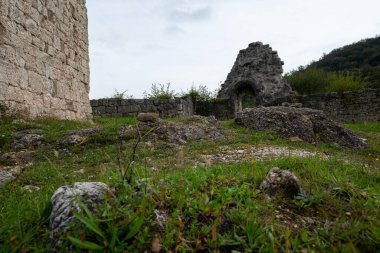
49;182;113;247
260;167;302;198
236;106;367;149
120;116;228;147
218;42;293;109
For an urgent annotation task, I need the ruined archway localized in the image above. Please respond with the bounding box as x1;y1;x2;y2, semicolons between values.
218;42;293;117
234;81;257;113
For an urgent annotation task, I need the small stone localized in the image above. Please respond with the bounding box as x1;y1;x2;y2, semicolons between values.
60;134;88;146
23;185;41;192
74;169;85;174
49;182;114;248
60;127;102;146
260;167;302;198
119;124;136;139
0;171;15;188
154;209;169;232
137;113;160;122
289;136;303;142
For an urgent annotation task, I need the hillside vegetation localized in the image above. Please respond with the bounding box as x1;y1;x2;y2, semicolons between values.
0;113;379;252
285;36;380;94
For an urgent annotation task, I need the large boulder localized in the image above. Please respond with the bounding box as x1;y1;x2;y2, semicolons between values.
49;182;113;247
236;106;367;149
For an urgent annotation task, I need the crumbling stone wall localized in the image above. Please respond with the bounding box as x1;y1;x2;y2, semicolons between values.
218;42;293;116
194;99;235;120
296;89;380;123
0;0;92;120
91;97;194;118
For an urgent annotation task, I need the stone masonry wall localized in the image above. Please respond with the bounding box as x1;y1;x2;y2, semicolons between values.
195;99;235;120
91;97;194;118
296;89;380;123
0;0;92;120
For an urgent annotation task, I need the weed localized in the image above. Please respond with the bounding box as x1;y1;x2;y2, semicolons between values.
0;117;379;252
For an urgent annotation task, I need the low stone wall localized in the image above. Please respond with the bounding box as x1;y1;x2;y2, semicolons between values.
90;97;193;118
296;89;380;123
195;100;235;120
91;89;380;122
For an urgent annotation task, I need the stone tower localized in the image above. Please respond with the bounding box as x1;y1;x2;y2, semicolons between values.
218;42;292;115
0;0;92;120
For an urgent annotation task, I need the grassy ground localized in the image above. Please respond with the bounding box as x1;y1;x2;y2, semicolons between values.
0;116;379;252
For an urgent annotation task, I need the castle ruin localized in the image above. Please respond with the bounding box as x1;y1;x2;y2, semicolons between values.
0;0;91;120
218;42;293;116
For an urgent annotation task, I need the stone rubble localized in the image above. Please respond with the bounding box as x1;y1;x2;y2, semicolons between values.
236;106;367;149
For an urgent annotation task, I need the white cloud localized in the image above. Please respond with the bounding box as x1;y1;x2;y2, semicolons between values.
87;0;380;99
168;6;212;22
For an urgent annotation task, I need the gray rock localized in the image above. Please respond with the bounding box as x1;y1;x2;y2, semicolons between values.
0;170;15;188
12;129;44;150
236;106;367;149
260;167;302;198
0;151;36;165
22;185;41;192
137;113;160;122
0;165;26;188
60;134;88;146
49;182;113;247
119;124;137;140
67;127;103;136
60;127;103;146
218;42;293;112
137;116;228;146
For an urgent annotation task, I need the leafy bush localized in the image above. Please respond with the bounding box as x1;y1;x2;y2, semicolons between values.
143;83;177;100
284;67;367;94
327;72;367;92
181;84;218;102
110;89;133;99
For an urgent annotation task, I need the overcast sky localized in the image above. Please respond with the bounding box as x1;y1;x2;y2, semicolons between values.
87;0;380;99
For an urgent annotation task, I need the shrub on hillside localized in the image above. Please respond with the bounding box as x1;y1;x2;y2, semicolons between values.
284;67;367;94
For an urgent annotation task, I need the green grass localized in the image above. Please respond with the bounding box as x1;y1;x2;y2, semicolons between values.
0;117;379;252
346;122;380;133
